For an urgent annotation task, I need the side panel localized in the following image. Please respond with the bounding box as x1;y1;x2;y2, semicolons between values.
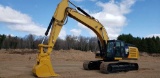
128;47;139;59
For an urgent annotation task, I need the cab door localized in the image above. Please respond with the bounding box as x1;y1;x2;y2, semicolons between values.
114;41;125;58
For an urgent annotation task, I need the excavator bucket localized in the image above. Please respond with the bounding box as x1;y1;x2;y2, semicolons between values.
32;55;59;77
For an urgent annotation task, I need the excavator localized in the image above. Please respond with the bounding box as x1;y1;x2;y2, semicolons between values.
32;0;139;77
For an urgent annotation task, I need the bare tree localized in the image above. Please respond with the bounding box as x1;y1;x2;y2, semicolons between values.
24;34;36;49
89;37;99;52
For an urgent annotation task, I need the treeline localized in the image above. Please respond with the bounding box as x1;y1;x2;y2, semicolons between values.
0;34;42;50
0;34;99;52
0;34;160;53
54;35;99;51
117;34;160;53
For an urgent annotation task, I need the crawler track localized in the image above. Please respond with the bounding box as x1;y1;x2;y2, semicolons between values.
83;61;102;70
100;62;139;73
83;61;139;73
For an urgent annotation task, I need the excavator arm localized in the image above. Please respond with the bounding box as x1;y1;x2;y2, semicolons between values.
33;0;109;77
44;0;109;56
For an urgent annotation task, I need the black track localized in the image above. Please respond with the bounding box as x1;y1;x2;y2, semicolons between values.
83;61;139;73
106;62;139;73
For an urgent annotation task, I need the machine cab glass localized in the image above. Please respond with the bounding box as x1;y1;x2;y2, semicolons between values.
106;40;126;60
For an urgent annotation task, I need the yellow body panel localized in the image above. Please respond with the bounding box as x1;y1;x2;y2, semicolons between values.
128;47;139;59
114;57;122;60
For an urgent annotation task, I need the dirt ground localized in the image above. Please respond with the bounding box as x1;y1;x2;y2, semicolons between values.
0;49;160;78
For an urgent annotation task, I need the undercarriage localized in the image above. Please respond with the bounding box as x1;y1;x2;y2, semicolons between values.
83;60;139;73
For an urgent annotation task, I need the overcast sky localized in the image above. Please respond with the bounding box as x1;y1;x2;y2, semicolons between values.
0;0;160;39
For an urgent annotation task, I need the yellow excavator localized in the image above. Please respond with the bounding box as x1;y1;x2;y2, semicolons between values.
32;0;139;77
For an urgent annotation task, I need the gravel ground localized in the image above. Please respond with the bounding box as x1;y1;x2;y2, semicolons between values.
0;49;160;78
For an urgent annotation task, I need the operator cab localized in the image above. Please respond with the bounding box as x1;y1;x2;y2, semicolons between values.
104;40;130;61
